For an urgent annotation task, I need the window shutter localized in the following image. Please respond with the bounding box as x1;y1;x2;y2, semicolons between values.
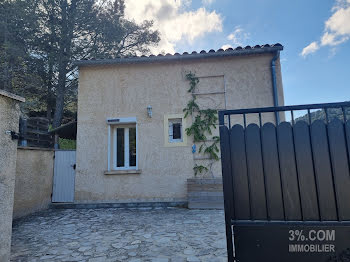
169;122;173;138
173;123;181;139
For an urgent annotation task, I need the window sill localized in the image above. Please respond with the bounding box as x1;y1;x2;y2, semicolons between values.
104;169;142;175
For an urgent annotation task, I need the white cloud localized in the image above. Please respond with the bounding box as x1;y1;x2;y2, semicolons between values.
202;0;215;5
322;5;350;45
226;26;250;46
124;0;223;54
321;32;348;46
300;42;319;57
301;0;350;57
221;44;233;50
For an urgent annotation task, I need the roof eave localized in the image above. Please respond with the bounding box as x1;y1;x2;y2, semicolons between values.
74;45;283;67
0;89;25;102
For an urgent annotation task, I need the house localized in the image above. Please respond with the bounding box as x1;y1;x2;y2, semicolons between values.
74;44;284;204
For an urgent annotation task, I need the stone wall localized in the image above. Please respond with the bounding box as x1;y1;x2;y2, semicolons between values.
13;147;54;219
0;90;24;262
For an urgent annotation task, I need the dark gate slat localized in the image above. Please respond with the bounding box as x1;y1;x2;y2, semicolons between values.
310;120;338;221
327;119;350;220
261;123;284;220
277;122;302;220
219;125;234;261
293;121;319;220
346;121;350;164
245;124;267;220
220;125;234;218
230;125;251;219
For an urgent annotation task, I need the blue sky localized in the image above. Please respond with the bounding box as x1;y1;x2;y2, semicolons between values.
125;0;350;106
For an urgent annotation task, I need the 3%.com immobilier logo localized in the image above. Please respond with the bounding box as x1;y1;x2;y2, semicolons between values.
288;229;336;253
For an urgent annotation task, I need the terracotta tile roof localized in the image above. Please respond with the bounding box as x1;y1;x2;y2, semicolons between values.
75;43;283;67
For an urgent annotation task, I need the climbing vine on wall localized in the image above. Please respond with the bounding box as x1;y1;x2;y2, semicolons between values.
183;72;220;176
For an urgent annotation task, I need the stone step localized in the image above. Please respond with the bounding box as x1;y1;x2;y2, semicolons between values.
187;178;224;210
188;201;224;209
51;201;187;209
188;191;224;197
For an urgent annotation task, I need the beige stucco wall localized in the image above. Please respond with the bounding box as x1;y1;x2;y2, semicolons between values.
75;54;284;203
0;92;23;262
13;148;54;219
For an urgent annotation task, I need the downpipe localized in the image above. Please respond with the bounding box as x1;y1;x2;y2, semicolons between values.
271;51;280;124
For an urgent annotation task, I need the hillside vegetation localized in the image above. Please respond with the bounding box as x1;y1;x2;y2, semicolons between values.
295;106;350;123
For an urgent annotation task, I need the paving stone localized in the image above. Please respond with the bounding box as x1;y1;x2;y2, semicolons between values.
39;255;55;260
88;256;107;262
211;239;226;249
95;246;109;252
111;243;123;249
128;251;137;257
11;208;226;261
170;257;186;262
151;258;169;262
78;246;91;252
124;244;139;250
143;234;152;239
186;256;200;262
128;259;141;262
156;237;171;243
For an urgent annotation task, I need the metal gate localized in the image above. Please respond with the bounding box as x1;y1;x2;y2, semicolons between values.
219;101;350;262
52;150;76;202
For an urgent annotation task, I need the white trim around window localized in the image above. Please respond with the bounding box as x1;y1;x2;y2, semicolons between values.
164;114;187;147
107;117;138;171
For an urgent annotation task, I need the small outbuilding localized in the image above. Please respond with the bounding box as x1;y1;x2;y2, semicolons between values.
74;44;284;204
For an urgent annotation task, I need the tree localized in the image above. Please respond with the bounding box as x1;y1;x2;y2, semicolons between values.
0;0;160;127
0;1;41;94
38;0;160;128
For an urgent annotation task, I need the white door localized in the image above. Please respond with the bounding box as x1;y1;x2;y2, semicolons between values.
52;150;76;202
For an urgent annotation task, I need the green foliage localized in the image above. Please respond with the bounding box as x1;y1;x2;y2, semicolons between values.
0;0;160;126
296;107;350;123
183;72;219;176
203;136;220;160
199;109;218;134
0;0;44;113
185;115;207;141
59;138;76;150
193;164;209;176
185;72;199;93
183;98;199;118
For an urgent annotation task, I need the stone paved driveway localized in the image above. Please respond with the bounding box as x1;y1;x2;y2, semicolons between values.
11;208;227;262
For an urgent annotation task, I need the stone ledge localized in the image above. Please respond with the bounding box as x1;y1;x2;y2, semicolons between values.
104;169;142;175
50;201;188;209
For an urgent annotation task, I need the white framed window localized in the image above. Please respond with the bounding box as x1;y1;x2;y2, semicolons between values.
164;114;187;147
107;117;138;171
